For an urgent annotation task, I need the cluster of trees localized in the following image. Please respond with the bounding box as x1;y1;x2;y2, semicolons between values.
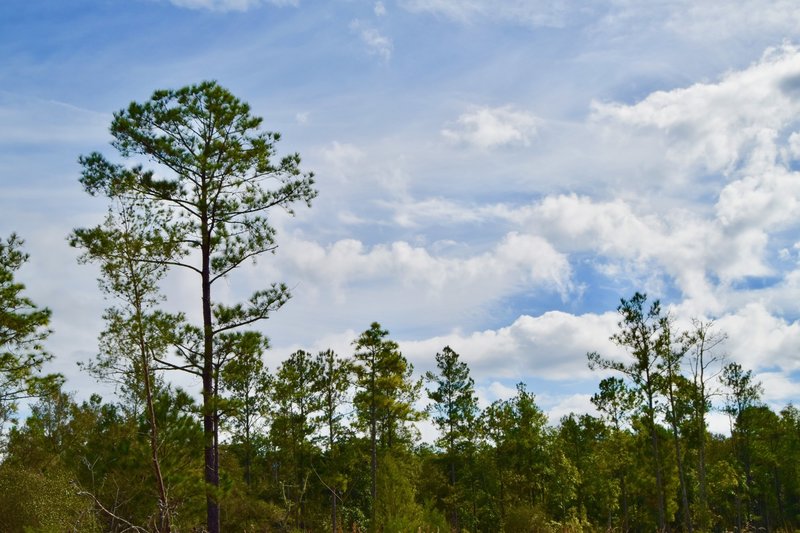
0;82;798;531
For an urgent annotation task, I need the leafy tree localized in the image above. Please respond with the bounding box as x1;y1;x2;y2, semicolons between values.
75;80;316;532
424;345;479;531
775;405;800;529
0;233;56;437
352;322;423;531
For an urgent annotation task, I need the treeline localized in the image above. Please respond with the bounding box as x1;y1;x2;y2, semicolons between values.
1;290;799;531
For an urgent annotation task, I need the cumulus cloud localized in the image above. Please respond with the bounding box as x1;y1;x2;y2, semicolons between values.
716;303;800;374
278;231;574;301
592;44;800;179
376;192;773;315
541;393;598;425
350;20;393;62
168;0;297;11
400;310;621;381
442;105;541;149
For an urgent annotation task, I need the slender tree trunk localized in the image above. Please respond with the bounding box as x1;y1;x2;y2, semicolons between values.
621;472;629;533
129;255;171;533
672;425;692;533
328;403;338;533
202;213;220;533
447;408;460;532
244;401;252;487
646;387;667;531
666;372;692;533
370;353;377;532
697;387;708;528
142;352;170;533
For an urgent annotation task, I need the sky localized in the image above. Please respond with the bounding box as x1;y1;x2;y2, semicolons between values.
2;0;800;435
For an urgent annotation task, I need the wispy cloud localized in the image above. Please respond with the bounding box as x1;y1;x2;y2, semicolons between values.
442;105;541;149
400;0;591;28
167;0;297;12
350;19;393;62
0;93;110;145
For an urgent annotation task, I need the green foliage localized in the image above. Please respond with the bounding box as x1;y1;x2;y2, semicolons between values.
353;323;424;450
220;338;271;488
0;233;57;434
0;463;99;532
424;345;479;531
352;322;423;530
425;346;479;455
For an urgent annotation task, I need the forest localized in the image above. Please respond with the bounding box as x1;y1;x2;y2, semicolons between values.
0;82;799;533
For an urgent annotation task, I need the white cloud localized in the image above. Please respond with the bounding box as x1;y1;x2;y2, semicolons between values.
375;192;774;315
278;231;574;301
542;393;597;425
756;370;800;404
442;105;541;149
374;1;386;16
591;44;800;179
401;311;621;381
167;0;297;11
349;20;393;62
717;303;800;374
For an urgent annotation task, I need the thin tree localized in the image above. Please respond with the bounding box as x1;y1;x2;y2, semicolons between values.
219;333;271;488
424;345;479;532
271;349;323;528
352;322;422;531
682;320;726;530
75;81;316;533
72;197;184;532
721;361;763;531
591;377;636;532
314;349;352;533
588;293;668;531
660;327;692;533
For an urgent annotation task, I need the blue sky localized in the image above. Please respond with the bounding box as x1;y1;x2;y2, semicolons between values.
3;0;800;433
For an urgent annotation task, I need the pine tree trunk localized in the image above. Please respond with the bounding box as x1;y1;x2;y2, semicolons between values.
202;214;220;533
